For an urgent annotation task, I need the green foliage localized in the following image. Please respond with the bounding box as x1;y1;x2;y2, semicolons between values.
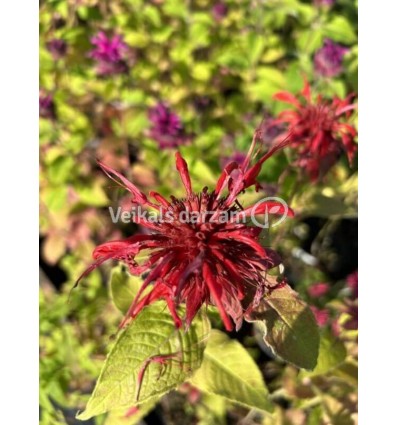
191;330;274;413
110;266;147;314
77;302;211;420
248;284;320;370
40;0;358;422
301;330;346;377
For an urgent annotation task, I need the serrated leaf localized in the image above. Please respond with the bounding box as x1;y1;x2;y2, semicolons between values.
247;285;320;370
77;303;211;420
190;330;274;413
110;266;148;314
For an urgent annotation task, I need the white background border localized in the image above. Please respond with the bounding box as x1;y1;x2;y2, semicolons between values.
359;0;398;423
1;0;397;423
0;1;38;422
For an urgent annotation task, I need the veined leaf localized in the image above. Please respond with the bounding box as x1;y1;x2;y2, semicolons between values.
247;284;320;370
191;330;274;413
77;303;211;420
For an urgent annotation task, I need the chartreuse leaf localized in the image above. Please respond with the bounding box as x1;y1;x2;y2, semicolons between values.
301;330;346;377
247;285;320;370
76;303;211;420
190;330;274;413
110;266;149;314
104;400;157;425
323;16;357;44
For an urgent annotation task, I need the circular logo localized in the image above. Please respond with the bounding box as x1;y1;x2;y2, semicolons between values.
250;196;289;229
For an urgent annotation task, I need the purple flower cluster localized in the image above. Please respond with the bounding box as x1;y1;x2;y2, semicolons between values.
212;2;228;22
257;115;285;146
314;0;335;6
148;103;189;149
89;31;129;76
314;39;348;78
46;38;67;60
220;151;246;170
39;93;56;120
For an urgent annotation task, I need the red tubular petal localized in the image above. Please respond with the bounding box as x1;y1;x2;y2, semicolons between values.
241;136;291;190
97;160;152;207
212;231;266;259
211;249;244;292
74;234;165;291
273;91;301;108
149;191;170;208
203;262;233;331
93;239;134;259
165;296;183;328
93;234;165;259
336;103;357;116
302;78;311;101
185;278;206;327
215;161;239;196
340;133;357;164
337;123;357;137
120;253;175;326
175;152;193;196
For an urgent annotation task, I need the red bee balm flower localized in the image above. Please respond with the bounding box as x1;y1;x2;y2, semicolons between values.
76;130;293;331
274;81;357;181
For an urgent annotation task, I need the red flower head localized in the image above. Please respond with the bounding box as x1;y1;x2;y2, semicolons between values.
273;81;357;181
76;128;293;331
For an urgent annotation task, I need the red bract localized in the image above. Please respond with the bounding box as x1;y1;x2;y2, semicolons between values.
273;81;357;181
76;129;293;331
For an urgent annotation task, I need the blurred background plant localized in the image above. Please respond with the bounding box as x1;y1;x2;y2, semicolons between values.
39;0;357;423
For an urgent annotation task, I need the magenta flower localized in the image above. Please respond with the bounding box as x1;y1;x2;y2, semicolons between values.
77;129;293;331
212;2;228;22
46;38;67;60
257;115;285;146
314;0;334;6
39;93;56;120
307;282;330;298
220;151;246;170
310;306;329;327
314;39;348;78
346;270;358;299
148;103;190;149
89;31;129;76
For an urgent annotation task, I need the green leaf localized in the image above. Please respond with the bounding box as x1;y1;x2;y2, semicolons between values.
192;63;213;82
247;285;320;370
296;28;323;54
110;266;148;314
323;16;357;44
104;400;157;425
247;33;265;65
75;182;109;207
76;303;211;420
301;330;346;377
248;67;285;103
191;330;274;413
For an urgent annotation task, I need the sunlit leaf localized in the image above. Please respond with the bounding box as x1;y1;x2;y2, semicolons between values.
301;330;346;377
247;284;320;370
191;330;274;413
76;303;211;420
110;266;147;314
